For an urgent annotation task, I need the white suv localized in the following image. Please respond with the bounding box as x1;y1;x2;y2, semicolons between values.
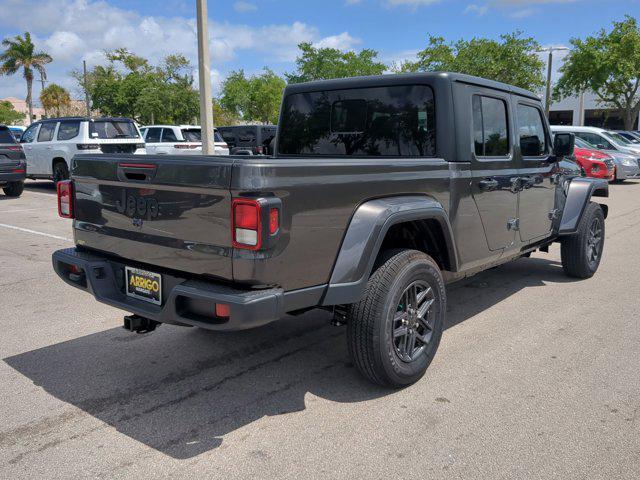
20;117;146;183
140;125;229;156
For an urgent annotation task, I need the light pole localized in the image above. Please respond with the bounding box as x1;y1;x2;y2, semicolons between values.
196;0;214;155
538;46;569;118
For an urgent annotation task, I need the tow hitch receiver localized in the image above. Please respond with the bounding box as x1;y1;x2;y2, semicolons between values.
123;315;160;334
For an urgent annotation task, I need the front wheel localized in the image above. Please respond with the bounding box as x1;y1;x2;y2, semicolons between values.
2;181;24;197
346;249;446;388
561;202;605;279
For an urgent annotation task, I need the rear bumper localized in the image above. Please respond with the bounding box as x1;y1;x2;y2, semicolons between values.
52;247;287;331
0;171;26;184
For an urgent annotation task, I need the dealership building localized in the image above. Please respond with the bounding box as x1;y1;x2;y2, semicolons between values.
547;91;640;130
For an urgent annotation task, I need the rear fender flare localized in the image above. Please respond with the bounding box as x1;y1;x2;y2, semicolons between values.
559;177;609;235
321;196;457;306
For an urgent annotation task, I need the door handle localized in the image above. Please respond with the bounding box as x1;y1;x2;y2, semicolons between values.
479;178;499;191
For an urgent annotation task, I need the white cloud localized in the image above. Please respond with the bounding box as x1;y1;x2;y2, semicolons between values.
385;0;440;6
314;32;361;50
233;1;258;13
464;4;489;16
509;7;537;18
0;0;358;98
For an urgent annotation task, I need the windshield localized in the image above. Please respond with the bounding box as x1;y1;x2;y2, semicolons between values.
0;127;17;144
574;137;596;149
604;131;631;145
619;132;640;144
89;120;140;139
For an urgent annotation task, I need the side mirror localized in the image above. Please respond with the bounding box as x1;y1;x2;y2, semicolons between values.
553;132;574;158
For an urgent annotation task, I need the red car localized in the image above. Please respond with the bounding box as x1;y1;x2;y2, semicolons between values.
573;139;615;180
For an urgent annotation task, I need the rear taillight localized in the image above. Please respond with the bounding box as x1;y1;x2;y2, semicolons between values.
76;144;100;150
57;180;74;219
269;208;279;234
215;303;230;318
256;146;264;154
232;199;261;249
174;144;199;149
7;145;22;151
12;169;26;174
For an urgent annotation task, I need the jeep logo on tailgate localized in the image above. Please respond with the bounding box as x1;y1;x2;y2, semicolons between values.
115;190;159;219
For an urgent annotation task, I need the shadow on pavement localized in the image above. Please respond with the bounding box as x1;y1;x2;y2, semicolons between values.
24;180;56;194
4;256;570;459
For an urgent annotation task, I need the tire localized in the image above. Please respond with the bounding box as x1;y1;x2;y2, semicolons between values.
52;161;69;185
346;249;446;388
561;202;605;279
2;181;24;197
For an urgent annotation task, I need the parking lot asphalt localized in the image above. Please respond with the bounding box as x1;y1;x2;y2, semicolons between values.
0;180;639;479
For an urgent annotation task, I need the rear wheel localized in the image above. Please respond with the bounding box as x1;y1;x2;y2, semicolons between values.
2;181;24;197
347;249;446;388
561;202;605;279
52;161;69;185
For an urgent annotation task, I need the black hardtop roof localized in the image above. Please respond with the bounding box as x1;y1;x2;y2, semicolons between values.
38;116;136;123
218;124;277;129
283;71;540;101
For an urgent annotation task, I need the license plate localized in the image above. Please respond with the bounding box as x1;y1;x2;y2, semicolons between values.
125;267;162;305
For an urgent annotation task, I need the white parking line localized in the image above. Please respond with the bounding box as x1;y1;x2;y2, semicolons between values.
23;190;56;198
0;223;72;242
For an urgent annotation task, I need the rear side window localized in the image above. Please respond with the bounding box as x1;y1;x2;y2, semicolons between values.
37;122;56;142
472;96;509;157
279;85;436;157
0;127;16;144
517;104;547;156
145;127;162;143
219;130;235;144
90;120;139;139
161;128;178;142
57;121;80;141
182;129;201;142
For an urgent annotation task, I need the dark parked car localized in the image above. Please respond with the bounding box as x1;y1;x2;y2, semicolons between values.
52;73;608;387
217;125;277;155
0;125;26;197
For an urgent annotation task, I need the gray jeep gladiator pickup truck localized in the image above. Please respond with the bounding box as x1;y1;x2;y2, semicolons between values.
52;72;608;387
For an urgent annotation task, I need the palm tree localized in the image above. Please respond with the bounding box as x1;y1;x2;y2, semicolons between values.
0;32;52;122
40;83;71;117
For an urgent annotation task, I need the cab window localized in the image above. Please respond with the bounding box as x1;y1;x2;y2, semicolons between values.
517;104;547;156
279;84;436;157
473;95;509;157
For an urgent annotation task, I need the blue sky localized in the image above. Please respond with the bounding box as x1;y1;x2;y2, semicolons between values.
0;0;638;101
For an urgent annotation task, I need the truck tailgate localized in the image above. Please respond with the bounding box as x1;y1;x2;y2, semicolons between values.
72;155;234;281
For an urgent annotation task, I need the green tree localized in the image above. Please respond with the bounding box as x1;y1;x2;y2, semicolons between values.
399;32;545;91
77;49;199;124
286;42;387;83
220;68;285;124
0;32;52;122
40;83;71;117
555;16;640;130
213;99;241;126
0;100;25;124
